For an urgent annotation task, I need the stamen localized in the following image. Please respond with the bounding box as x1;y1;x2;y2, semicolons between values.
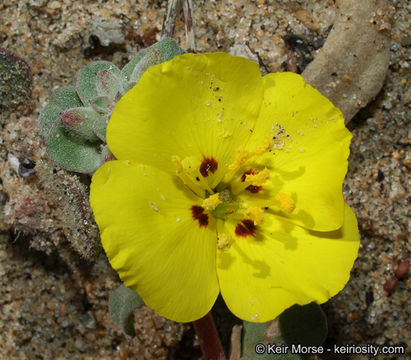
245;168;270;186
172;155;205;198
228;146;250;171
254;137;274;155
246;207;264;225
275;193;296;213
217;233;233;250
202;193;222;211
254;193;296;214
216;219;234;250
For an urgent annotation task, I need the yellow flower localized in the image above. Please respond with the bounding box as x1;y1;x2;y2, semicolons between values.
90;53;359;323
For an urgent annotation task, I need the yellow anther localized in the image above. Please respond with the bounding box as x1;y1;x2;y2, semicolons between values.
254;137;274;155
217;233;233;250
246;206;264;225
245;168;270;186
275;193;296;213
202;193;222;211
228;147;250;171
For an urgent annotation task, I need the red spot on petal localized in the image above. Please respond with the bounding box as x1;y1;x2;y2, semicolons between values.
198;213;209;227
235;219;257;237
191;205;209;227
200;157;218;177
191;205;204;216
245;185;263;193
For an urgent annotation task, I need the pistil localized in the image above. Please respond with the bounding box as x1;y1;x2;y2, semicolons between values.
172;155;205;198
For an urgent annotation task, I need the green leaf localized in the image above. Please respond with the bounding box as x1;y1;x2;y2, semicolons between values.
241;321;301;360
279;303;327;347
93;114;109;142
122;37;185;81
109;284;144;338
76;61;126;105
38;87;83;134
46;120;103;174
60;107;101;142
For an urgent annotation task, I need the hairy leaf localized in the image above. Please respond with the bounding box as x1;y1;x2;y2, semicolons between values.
109;284;144;338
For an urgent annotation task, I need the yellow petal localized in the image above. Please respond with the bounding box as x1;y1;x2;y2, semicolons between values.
217;204;359;322
248;72;351;231
90;160;219;322
108;52;263;188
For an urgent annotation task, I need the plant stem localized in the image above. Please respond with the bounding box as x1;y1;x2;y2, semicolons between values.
193;312;227;360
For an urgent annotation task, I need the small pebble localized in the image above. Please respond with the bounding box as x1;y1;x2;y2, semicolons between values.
256;29;264;37
394;260;410;280
18;158;36;178
383;277;398;294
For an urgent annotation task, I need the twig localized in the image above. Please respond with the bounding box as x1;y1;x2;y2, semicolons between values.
228;324;242;360
183;0;196;52
161;0;182;39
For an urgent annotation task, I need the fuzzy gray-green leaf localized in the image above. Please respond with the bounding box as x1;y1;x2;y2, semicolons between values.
76;61;126;105
46;120;103;174
242;321;270;355
241;322;301;360
96;69;125;99
109;284;144;338
60;107;101;142
38;87;83;134
128;48;161;86
90;96;112;114
122;37;185;81
93;115;109;142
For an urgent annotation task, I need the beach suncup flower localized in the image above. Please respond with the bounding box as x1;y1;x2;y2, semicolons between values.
90;52;359;323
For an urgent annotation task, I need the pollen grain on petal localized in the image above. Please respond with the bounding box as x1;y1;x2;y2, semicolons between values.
149;201;159;212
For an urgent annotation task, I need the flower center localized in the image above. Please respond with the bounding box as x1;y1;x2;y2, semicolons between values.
172;136;296;250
